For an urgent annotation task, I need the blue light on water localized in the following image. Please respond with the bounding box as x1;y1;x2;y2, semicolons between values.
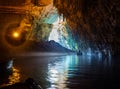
47;55;79;89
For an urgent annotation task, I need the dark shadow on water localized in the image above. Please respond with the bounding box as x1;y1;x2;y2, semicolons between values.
0;71;12;86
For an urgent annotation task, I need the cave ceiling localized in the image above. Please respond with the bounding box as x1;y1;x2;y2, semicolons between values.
0;0;120;54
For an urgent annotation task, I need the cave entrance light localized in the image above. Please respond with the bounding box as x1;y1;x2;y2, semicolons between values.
48;14;76;50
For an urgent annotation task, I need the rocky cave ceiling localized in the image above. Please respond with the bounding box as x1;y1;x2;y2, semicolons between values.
0;0;120;55
53;0;120;55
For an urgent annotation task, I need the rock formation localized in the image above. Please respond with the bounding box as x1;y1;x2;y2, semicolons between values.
53;0;120;55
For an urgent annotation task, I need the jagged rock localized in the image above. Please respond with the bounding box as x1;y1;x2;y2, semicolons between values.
53;0;120;55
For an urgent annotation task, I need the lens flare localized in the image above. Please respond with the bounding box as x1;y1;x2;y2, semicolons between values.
13;32;19;38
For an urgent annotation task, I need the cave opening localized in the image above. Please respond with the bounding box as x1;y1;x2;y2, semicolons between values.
48;14;77;50
1;0;119;57
24;1;78;51
0;0;120;89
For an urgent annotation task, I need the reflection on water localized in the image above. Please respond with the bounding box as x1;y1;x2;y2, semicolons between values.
47;55;112;89
0;53;119;89
0;67;20;88
47;55;81;89
8;67;20;85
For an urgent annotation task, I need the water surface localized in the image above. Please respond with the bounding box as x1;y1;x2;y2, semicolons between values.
0;53;120;89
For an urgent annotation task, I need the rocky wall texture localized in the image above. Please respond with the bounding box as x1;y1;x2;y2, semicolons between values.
53;0;120;55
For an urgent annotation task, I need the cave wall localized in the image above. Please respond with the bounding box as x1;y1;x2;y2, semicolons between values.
53;0;120;55
0;0;119;55
28;23;53;41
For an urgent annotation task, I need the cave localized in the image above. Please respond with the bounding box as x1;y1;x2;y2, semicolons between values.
53;0;120;56
0;0;119;56
0;0;120;89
